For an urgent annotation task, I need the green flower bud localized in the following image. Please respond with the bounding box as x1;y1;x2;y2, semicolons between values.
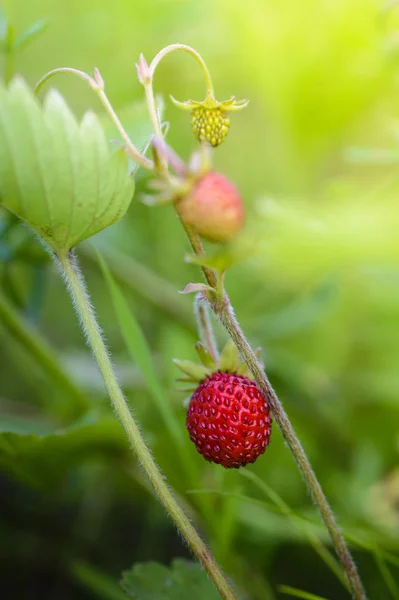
0;77;134;256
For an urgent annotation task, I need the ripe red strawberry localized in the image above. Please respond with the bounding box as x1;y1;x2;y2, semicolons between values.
186;372;271;468
177;171;244;243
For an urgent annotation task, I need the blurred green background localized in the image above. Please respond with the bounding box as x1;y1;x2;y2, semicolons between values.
1;0;399;598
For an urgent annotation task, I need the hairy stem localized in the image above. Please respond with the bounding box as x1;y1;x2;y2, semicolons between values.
186;232;366;600
217;303;364;599
141;44;215;177
96;87;153;169
195;294;219;362
58;250;237;600
179;220;218;288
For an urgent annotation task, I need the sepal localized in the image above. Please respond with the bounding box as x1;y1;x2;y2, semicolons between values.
195;342;216;369
170;94;249;113
218;340;239;373
173;359;211;382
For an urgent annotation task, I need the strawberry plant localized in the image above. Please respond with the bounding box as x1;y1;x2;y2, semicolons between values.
1;3;399;599
0;41;363;599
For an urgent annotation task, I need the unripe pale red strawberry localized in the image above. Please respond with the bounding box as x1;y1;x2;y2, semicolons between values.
175;341;271;469
177;171;244;243
186;372;271;468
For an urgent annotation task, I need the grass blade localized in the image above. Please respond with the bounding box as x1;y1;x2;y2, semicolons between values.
373;545;399;600
0;290;88;414
278;585;328;600
72;561;127;600
96;250;184;444
239;470;350;593
82;243;194;331
96;250;202;491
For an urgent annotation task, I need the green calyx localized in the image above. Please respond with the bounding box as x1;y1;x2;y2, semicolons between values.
170;94;249;113
174;340;257;392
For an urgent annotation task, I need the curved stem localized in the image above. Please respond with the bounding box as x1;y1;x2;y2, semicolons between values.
142;76;168;176
35;67;94;93
35;68;153;170
150;44;215;97
141;45;215;177
57;250;237;600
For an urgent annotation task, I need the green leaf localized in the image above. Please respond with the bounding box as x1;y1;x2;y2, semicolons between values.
0;78;134;255
12;20;48;51
278;585;328;600
121;559;220;600
0;415;127;490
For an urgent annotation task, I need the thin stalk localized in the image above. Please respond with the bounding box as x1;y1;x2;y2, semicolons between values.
35;68;153;170
57;250;237;600
96;87;153;169
195;294;219;362
178;219;218;288
150;44;215;98
185;230;366;600
142;75;169;177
